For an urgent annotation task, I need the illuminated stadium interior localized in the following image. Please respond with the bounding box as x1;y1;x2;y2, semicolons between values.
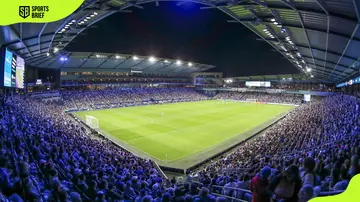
1;0;360;202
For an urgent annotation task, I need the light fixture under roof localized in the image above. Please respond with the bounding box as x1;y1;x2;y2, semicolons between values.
86;17;91;19
133;56;139;60
271;18;276;22
176;60;182;65
115;55;121;59
164;59;169;63
188;62;193;66
149;56;156;62
53;47;59;53
46;53;50;57
306;68;312;72
273;22;278;25
277;25;282;28
263;29;267;32
311;75;314;78
60;56;68;61
72;20;76;22
94;12;98;15
91;14;95;17
84;19;88;22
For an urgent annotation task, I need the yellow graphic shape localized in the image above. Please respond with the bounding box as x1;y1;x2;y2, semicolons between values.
310;174;360;202
0;0;84;25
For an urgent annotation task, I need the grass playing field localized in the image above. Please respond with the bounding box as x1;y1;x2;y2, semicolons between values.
74;100;294;166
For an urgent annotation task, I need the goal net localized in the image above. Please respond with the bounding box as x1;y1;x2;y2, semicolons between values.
86;115;99;129
245;99;257;103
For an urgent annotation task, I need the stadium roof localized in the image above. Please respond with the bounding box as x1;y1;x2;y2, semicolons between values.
0;0;359;82
27;52;214;74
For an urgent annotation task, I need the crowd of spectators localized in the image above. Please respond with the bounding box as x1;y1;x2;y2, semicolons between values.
194;94;359;202
1;87;359;202
215;92;302;104
57;88;209;110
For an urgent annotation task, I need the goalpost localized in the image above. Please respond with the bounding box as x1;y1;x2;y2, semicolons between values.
86;115;99;129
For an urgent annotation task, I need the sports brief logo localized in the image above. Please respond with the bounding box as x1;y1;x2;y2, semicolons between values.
19;6;30;19
19;6;50;19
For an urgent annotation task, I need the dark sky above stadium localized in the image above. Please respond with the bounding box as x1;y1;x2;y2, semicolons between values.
67;2;299;77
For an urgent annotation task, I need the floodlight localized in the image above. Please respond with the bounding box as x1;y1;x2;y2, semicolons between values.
96;54;100;58
133;56;139;60
60;56;68;61
176;60;182;65
149;56;156;62
115;55;121;59
164;60;169;63
188;62;193;66
46;53;50;57
53;47;59;53
306;68;312;72
311;75;314;78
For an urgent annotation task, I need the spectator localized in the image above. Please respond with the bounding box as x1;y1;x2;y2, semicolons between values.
270;165;301;202
298;184;314;202
250;166;271;202
301;157;316;186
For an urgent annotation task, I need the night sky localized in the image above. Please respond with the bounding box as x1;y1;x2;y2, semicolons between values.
66;2;298;77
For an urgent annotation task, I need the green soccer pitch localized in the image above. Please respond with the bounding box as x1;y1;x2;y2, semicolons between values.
73;100;295;168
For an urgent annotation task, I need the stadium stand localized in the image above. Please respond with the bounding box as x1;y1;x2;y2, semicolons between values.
0;88;359;202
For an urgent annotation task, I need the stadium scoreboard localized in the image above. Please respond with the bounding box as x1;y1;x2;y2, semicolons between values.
245;81;271;87
0;47;25;89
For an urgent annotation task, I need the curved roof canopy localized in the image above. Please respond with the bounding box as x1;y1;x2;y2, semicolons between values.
0;0;359;83
40;52;214;74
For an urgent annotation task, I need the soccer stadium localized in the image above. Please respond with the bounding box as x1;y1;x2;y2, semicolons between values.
0;1;360;202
